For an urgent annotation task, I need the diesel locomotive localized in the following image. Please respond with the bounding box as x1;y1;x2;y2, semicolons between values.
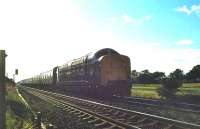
20;48;132;97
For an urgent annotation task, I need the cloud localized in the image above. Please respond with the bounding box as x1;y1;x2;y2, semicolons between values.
122;14;152;24
192;4;200;15
176;39;193;46
176;4;200;16
122;14;133;23
110;17;117;23
176;5;192;15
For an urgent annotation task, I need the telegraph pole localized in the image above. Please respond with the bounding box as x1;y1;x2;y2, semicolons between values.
0;50;6;129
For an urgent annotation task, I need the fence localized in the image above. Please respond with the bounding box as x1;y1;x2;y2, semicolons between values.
0;50;6;129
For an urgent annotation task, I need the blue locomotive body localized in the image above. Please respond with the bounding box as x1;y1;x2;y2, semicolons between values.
20;48;132;97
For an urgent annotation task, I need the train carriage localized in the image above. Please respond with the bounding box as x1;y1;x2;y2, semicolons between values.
20;48;132;97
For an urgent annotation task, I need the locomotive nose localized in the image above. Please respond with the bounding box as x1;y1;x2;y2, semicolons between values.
99;55;131;96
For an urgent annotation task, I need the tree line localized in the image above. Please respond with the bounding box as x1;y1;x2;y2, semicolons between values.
131;64;200;84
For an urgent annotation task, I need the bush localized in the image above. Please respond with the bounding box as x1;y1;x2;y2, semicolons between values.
157;78;182;99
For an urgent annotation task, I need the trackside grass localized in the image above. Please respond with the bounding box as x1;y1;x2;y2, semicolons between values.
6;85;33;129
131;83;200;99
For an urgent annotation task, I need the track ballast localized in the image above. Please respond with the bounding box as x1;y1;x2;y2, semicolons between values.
19;86;200;129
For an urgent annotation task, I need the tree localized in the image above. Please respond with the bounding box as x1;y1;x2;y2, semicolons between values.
131;70;139;83
133;70;166;84
157;69;183;99
186;65;200;82
137;70;153;84
157;77;182;99
152;71;166;83
169;69;184;81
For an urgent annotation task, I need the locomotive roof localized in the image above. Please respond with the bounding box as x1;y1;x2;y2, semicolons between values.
94;48;119;59
20;48;121;82
59;48;119;69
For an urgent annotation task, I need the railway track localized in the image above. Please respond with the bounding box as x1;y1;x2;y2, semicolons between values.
113;96;200;114
19;86;200;129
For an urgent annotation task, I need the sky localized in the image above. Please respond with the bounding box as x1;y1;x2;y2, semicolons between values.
0;0;200;81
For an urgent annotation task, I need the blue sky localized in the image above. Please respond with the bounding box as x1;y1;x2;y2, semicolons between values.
0;0;200;80
74;0;200;48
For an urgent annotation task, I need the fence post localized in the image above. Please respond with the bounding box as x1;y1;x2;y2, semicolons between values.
0;50;6;129
36;112;42;129
47;124;54;129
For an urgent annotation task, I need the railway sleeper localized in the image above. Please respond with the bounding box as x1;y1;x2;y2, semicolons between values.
116;117;129;122
82;115;93;121
115;118;127;123
86;103;94;107
63;105;71;108
106;109;114;113
129;118;148;125
112;112;127;118
101;107;110;111
151;123;175;129
55;103;66;108
94;121;112;128
101;113;112;117
136;119;158;128
91;119;105;125
81;114;90;119
88;118;100;123
64;108;74;112
94;106;103;110
126;115;138;121
128;116;143;122
78;113;88;118
117;113;127;118
137;121;159;129
112;111;120;116
69;110;79;114
62;108;71;112
74;111;82;115
91;105;98;108
103;110;116;115
102;124;124;129
75;112;84;116
163;125;183;129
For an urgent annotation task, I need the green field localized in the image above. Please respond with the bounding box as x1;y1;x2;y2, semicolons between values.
131;83;200;99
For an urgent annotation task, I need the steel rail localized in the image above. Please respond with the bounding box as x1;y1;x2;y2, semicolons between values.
22;87;140;129
125;96;200;109
113;96;200;114
19;86;200;129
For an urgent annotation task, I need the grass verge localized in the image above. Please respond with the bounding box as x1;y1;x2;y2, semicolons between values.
131;83;200;102
6;85;33;129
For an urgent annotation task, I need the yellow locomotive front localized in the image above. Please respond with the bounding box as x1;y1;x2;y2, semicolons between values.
99;54;131;96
